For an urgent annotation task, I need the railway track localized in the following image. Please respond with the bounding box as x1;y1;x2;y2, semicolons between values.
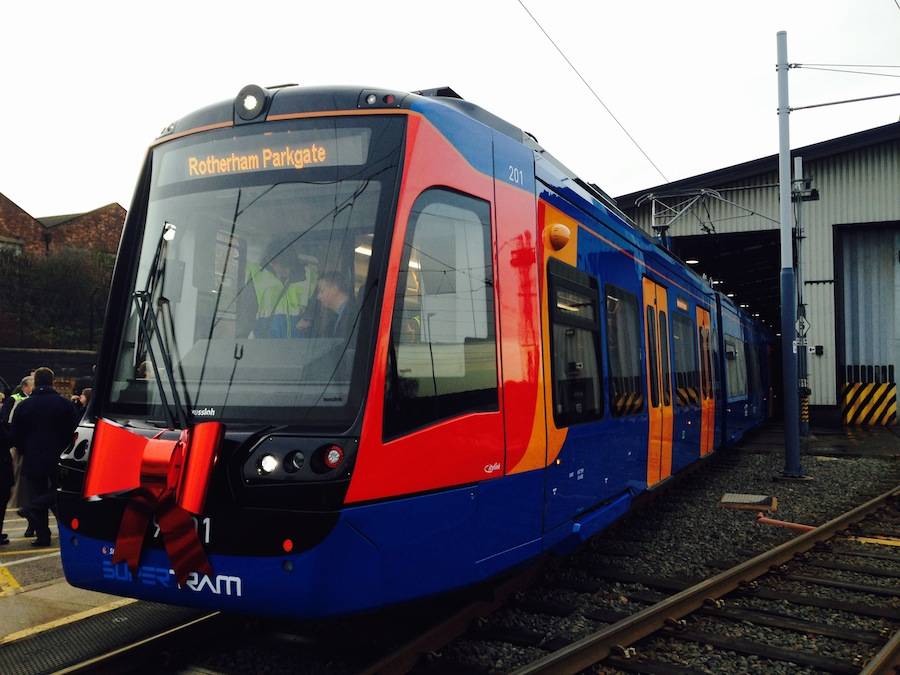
510;484;900;675
6;438;898;674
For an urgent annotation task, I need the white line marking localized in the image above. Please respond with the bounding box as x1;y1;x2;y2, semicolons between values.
1;552;61;567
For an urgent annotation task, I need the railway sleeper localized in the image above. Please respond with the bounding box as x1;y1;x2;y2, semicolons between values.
622;587;889;645
780;572;900;598
605;654;707;675
660;625;862;674
734;587;900;620
582;606;634;623
587;566;696;592
802;558;900;579
547;577;606;593
823;545;900;564
471;624;551;649
509;595;578;617
698;604;886;644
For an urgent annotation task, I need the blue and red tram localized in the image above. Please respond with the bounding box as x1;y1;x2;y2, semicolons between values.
58;85;770;617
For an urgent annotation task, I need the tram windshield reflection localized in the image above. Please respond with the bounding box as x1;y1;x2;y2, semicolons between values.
107;115;406;427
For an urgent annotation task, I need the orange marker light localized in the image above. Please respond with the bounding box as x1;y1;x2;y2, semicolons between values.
547;224;571;251
282;538;294;553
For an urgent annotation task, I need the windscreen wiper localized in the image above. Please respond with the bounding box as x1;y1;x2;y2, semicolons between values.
133;222;191;429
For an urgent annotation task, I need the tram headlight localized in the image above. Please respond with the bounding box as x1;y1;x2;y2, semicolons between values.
258;454;279;475
242;94;259;112
284;451;305;473
235;84;268;121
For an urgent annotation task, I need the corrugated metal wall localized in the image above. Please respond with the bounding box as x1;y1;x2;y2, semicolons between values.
628;138;900;408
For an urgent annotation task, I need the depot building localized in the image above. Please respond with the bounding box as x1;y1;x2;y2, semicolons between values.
616;121;900;427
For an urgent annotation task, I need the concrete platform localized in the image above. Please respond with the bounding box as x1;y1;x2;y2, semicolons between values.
1;508;125;642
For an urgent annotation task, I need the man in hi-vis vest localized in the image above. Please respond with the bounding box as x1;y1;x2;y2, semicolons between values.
245;238;315;338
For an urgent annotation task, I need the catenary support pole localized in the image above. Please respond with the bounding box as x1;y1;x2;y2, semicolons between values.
777;31;804;477
794;156;810;437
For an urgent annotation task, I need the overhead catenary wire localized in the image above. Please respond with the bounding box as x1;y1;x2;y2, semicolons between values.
792;63;900;68
790;91;900;111
793;65;900;78
515;0;669;183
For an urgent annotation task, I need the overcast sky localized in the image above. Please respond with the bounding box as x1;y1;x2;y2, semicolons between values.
2;0;898;217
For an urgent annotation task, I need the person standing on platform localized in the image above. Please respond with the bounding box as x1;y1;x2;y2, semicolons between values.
4;375;34;536
0;411;13;545
71;387;92;420
12;368;77;547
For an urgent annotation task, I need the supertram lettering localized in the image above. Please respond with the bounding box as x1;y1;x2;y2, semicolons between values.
187;143;327;177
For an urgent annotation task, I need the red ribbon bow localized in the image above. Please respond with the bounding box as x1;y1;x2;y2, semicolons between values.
83;419;224;584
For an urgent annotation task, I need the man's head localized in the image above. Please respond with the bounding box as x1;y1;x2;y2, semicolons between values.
263;238;305;283
316;272;350;311
20;375;34;396
34;367;54;388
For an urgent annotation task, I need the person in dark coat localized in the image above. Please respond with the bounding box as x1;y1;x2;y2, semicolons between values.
12;367;77;546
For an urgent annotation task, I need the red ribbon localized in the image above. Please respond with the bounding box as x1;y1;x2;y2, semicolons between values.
83;419;224;584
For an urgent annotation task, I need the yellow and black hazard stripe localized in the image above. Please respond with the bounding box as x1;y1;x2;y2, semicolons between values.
612;391;644;416
842;381;897;426
676;387;700;407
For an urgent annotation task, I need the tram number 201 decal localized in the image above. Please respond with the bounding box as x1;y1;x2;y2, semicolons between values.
507;165;525;185
152;516;212;544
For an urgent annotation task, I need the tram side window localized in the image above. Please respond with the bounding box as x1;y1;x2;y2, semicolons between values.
747;340;762;397
698;326;713;400
548;259;602;426
659;311;671;406
672;314;700;407
383;188;498;439
725;336;748;400
606;285;643;416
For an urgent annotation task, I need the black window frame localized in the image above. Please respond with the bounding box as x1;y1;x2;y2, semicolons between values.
547;258;603;427
646;305;660;408
383;187;499;440
658;310;671;407
605;284;644;416
672;312;700;408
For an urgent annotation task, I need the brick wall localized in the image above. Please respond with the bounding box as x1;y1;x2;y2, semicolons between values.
0;193;45;255
0;194;125;257
46;203;125;255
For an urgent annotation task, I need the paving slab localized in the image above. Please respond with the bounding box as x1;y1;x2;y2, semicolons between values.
0;580;124;639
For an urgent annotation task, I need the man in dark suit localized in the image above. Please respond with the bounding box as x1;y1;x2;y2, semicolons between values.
12;367;77;546
316;272;357;338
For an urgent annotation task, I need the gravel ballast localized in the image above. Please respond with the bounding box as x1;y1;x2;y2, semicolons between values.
425;438;898;673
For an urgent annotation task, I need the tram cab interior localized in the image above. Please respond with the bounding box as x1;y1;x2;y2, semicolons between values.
107;115;407;428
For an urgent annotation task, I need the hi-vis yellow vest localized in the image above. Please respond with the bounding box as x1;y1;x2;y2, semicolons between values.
247;264;313;318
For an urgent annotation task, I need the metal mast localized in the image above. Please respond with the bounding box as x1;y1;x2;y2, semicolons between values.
777;31;804;477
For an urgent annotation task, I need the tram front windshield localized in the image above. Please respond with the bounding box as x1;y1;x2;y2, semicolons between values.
107;115;405;426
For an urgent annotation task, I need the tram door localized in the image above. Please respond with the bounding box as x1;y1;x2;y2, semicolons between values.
643;278;673;485
696;307;715;456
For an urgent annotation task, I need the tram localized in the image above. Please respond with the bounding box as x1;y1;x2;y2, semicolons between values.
58;85;771;617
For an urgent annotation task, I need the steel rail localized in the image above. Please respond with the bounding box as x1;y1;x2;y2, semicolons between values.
860;621;900;675
56;611;222;674
360;561;546;675
512;483;899;674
